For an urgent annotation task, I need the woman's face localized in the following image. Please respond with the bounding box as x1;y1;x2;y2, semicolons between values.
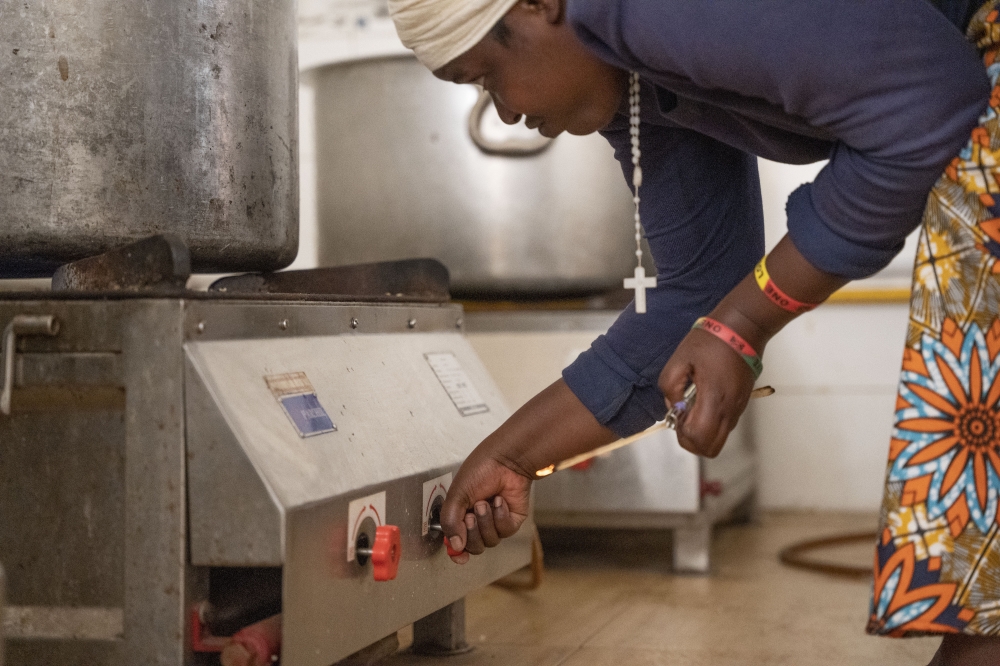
432;0;626;138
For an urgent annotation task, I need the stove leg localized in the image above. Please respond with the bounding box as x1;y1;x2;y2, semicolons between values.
411;598;474;656
672;525;712;574
1;563;5;666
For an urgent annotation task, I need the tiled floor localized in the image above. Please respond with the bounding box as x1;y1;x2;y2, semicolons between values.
385;512;941;666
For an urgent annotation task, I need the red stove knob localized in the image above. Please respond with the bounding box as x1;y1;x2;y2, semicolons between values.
428;522;464;557
371;525;401;581
444;535;464;557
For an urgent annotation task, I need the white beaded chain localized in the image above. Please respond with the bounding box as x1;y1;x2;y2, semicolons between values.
623;71;656;313
629;71;643;253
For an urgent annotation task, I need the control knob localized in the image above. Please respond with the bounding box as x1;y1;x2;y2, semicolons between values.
429;523;464;557
356;525;401;581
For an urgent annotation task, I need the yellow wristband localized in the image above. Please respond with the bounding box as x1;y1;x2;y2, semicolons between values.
754;256;818;314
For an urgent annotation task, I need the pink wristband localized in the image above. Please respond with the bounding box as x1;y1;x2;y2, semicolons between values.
692;317;764;379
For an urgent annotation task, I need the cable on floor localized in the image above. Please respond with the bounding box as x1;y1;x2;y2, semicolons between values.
778;530;878;579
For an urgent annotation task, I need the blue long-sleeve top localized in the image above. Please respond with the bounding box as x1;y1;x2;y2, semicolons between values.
561;0;991;437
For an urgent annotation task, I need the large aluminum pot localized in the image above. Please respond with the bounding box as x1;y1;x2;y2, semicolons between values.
0;0;298;277
314;57;635;297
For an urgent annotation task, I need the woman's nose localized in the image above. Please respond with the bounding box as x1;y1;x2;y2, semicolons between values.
490;92;522;125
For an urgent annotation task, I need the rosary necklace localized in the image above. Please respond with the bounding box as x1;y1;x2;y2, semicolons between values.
622;72;656;313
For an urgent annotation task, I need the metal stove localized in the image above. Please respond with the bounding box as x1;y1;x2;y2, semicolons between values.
0;238;532;665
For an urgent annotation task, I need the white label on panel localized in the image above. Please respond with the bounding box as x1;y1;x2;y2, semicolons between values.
421;473;453;536
346;491;386;562
425;352;489;416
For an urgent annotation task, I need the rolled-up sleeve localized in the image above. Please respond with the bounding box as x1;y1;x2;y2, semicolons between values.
563;122;764;437
572;0;990;278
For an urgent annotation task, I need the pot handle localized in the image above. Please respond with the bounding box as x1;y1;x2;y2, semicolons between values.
468;89;553;157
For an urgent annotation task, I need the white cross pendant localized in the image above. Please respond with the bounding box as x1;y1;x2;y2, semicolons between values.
624;266;657;313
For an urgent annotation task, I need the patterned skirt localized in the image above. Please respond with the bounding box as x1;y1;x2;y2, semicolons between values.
868;1;1000;637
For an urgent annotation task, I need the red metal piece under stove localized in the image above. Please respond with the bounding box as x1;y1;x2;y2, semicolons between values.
221;614;282;666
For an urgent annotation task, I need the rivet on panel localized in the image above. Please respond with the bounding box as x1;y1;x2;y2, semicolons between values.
455;318;464;329
279;319;289;331
196;321;205;334
351;318;359;329
407;318;417;329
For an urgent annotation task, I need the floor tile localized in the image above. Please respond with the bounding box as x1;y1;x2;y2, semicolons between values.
382;644;573;666
558;641;939;666
581;512;940;663
383;512;945;665
460;569;632;648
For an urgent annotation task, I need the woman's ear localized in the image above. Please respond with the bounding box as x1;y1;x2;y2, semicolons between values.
521;0;565;25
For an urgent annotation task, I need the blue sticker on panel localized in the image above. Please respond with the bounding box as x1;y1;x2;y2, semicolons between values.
279;392;336;437
265;372;337;438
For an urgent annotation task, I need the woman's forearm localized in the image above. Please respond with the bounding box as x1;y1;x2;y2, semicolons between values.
475;378;617;478
710;235;850;351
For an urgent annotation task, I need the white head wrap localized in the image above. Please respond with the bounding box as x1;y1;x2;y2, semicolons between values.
388;0;520;72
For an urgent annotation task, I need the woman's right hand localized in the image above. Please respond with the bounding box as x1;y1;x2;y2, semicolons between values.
439;453;533;564
438;378;618;563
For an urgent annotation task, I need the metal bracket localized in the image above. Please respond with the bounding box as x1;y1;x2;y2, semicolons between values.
209;258;451;303
51;234;191;293
1;315;60;415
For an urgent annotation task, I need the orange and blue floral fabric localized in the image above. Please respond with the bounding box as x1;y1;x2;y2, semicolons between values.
868;1;1000;637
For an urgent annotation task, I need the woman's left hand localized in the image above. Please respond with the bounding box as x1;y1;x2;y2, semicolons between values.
658;326;758;458
656;236;848;458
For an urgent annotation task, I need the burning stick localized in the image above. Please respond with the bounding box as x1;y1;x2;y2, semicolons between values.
535;385;775;477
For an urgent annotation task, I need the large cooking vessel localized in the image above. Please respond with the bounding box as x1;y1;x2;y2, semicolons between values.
0;0;298;277
313;57;636;298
